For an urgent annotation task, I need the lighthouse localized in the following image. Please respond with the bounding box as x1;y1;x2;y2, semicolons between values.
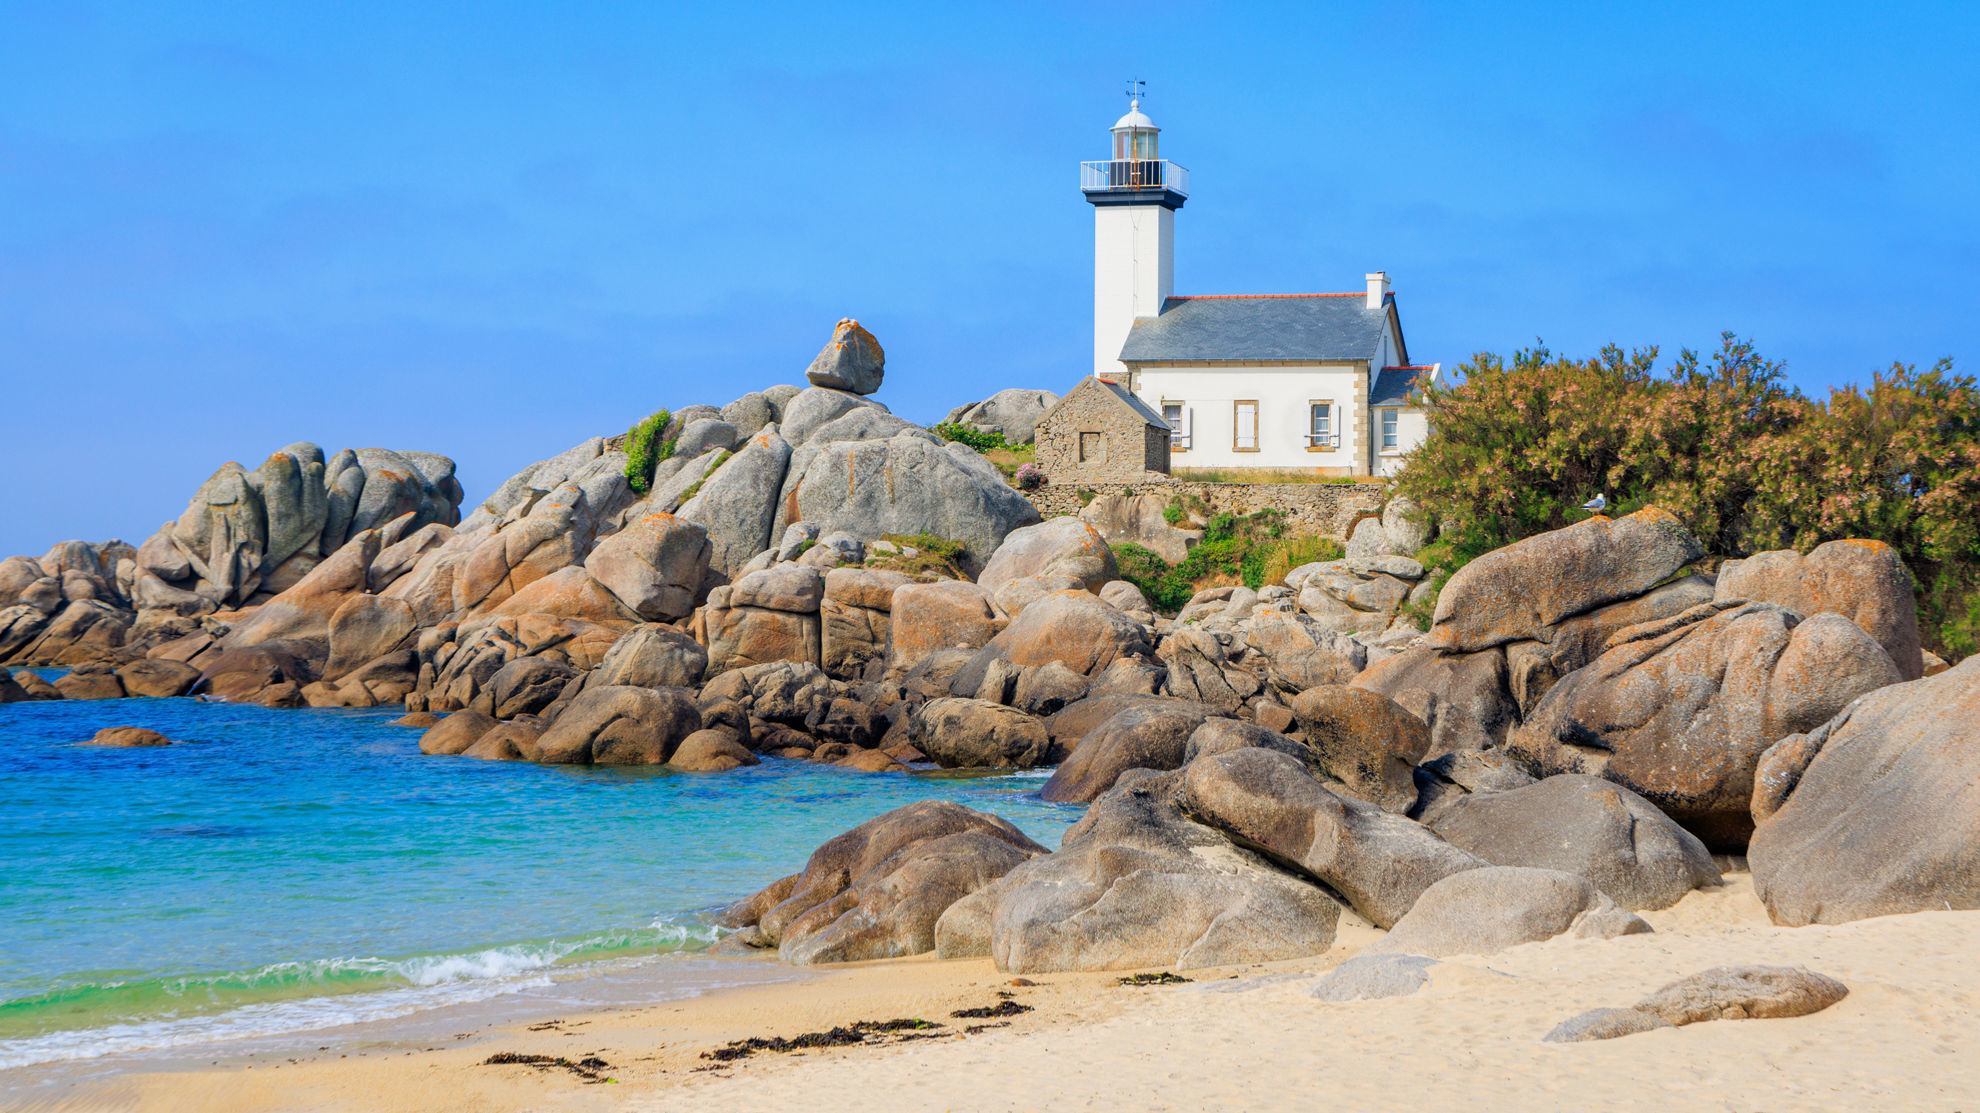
1082;85;1188;380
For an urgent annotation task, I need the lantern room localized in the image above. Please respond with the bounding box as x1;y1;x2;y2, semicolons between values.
1111;99;1159;161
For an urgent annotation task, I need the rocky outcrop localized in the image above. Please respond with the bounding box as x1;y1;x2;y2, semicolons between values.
1715;539;1925;680
912;698;1050;769
1508;601;1903;848
885;579;1003;671
977;769;1342;972
942;388;1060;446
1039;701;1224;803
1749;657;1980;925
977;518;1118;595
780;432;1041;575
1078;494;1203;564
1288;685;1431;813
817;568;910;680
678;427;792;580
583;513;710;622
589;624;707;689
1363;867;1651;958
533;685;701;765
1175;748;1484;928
1427;775;1721;910
1351;646;1516;757
1427;509;1704;653
726;802;1046;964
951;591;1151;693
803;318;885;395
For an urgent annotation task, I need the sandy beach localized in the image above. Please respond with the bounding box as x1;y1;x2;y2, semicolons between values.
19;869;1979;1113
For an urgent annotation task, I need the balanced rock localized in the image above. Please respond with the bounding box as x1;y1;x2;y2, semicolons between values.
803;318;885;395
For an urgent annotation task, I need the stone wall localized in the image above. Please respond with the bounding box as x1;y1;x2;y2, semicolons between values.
1033;379;1167;484
1024;480;1388;540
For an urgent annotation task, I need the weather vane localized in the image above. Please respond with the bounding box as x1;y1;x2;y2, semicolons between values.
1125;78;1146;104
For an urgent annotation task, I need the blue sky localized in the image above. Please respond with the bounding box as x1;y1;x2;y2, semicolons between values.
3;0;1976;556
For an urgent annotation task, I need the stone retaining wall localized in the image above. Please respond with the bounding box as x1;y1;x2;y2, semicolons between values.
1024;481;1389;540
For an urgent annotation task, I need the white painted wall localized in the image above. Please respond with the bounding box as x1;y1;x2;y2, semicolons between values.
1132;364;1366;470
1375;408;1432;477
1093;204;1173;378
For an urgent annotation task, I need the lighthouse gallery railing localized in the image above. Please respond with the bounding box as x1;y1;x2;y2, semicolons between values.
1080;160;1190;196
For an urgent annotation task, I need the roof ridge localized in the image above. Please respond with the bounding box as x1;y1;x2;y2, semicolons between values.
1169;292;1367;300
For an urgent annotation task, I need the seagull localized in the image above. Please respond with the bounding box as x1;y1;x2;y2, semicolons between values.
1581;493;1608;513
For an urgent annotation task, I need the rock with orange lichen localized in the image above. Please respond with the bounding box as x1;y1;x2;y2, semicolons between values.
1714;538;1925;680
803;318;886;395
1426;508;1705;654
1288;685;1431;814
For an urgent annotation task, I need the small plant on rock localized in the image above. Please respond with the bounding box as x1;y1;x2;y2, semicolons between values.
623;409;674;494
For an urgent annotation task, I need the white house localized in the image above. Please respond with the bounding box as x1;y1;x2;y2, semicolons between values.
1081;94;1439;478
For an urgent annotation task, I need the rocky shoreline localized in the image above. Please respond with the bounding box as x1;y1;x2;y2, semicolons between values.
4;319;1976;1017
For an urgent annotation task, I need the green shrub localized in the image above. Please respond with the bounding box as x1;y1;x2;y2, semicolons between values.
1397;337;1980;660
932;422;1008;453
1078;488;1097;506
865;533;972;578
622;409;674;494
1162;498;1186;526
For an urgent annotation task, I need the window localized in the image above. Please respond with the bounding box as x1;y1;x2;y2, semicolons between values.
1233;401;1258;451
1078;431;1102;462
1308;403;1334;449
1163;403;1190;450
1381;409;1399;449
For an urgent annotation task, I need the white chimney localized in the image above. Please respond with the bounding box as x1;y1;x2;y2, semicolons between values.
1366;271;1390;310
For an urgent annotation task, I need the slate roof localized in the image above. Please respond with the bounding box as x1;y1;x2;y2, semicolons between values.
1371;366;1436;406
1119;294;1396;364
1095;377;1172;428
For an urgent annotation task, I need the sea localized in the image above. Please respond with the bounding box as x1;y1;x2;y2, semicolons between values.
0;674;1082;1076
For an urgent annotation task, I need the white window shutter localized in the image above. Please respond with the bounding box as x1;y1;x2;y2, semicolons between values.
1183;405;1193;446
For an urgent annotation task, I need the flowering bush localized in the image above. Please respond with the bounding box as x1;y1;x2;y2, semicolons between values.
1396;335;1980;659
1014;462;1044;491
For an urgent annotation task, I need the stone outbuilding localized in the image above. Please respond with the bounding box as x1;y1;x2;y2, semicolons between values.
1033;376;1172;484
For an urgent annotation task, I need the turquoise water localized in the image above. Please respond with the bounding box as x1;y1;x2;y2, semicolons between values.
0;693;1081;1069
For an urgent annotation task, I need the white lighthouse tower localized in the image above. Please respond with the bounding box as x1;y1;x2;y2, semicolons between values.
1083;83;1188;379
